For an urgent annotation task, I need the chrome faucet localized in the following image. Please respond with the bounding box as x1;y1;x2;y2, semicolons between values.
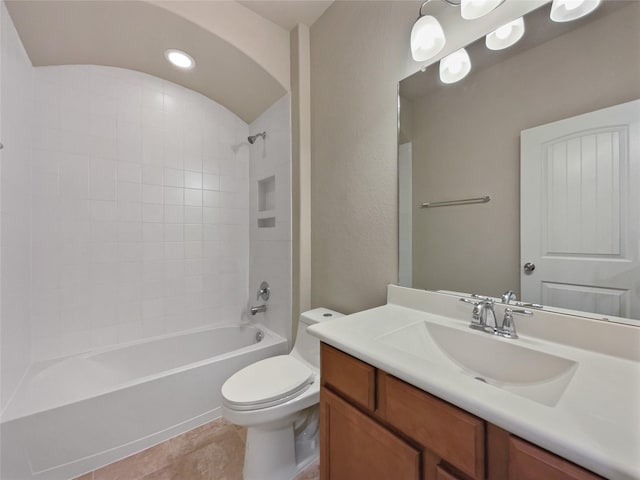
460;296;532;339
250;281;270;315
499;307;532;339
250;305;267;315
257;281;270;302
471;300;498;329
501;290;517;305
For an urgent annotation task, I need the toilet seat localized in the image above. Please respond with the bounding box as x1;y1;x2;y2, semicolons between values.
222;355;315;411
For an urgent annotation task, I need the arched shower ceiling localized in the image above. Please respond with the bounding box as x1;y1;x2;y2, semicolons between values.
4;0;288;123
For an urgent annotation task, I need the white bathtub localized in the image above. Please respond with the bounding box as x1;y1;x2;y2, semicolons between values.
0;323;287;480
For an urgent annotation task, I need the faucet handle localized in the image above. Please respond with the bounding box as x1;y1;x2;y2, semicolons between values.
501;290;517;304
460;297;495;327
500;308;532;339
257;281;270;301
470;293;493;301
459;297;482;306
514;301;543;309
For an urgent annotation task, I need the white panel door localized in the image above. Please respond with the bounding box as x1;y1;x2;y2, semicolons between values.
521;99;640;320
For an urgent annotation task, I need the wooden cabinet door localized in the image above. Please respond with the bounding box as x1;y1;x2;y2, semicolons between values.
320;387;420;480
488;425;604;480
508;437;604;480
381;373;485;480
436;465;467;480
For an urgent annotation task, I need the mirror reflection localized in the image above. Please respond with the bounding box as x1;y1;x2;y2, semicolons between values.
398;1;640;322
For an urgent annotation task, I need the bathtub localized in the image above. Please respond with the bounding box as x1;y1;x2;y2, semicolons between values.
0;323;287;480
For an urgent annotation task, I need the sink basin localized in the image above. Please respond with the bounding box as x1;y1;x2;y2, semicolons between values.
376;320;577;406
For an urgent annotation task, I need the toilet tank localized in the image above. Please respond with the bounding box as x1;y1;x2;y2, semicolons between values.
291;308;343;368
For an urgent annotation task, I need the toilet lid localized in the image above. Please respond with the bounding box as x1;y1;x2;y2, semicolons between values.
222;355;315;409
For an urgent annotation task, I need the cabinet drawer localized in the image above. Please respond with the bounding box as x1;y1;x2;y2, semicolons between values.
382;374;485;480
321;343;375;411
509;437;604;480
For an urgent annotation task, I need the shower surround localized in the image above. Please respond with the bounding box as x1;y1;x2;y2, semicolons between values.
29;64;251;361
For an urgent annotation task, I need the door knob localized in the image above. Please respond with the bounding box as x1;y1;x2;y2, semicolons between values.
523;262;535;273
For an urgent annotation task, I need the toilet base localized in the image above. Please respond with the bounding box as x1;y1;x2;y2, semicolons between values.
242;406;319;480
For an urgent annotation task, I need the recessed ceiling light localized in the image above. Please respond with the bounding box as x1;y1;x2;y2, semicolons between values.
164;49;195;70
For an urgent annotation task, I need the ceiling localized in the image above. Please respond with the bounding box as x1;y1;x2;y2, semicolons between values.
238;0;334;30
5;0;334;123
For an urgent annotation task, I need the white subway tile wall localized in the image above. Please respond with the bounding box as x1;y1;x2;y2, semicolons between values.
249;95;292;342
0;2;34;411
30;65;250;361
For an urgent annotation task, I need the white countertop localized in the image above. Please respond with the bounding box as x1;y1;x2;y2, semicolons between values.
307;286;640;480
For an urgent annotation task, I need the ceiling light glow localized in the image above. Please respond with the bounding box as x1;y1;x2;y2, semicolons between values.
460;0;505;20
439;48;471;84
486;17;525;50
411;14;446;62
164;49;195;69
550;0;601;22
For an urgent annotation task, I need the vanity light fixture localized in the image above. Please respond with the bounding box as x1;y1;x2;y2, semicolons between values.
550;0;601;22
460;0;506;20
164;49;195;70
485;17;525;50
410;5;446;61
439;48;471;84
410;0;506;62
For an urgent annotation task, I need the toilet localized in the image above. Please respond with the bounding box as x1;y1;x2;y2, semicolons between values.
222;308;343;480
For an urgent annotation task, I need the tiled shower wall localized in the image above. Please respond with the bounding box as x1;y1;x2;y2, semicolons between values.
30;65;250;361
249;95;292;342
0;1;33;411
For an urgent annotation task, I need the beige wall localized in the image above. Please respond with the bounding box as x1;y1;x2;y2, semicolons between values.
310;2;418;313
291;24;312;334
410;3;640;298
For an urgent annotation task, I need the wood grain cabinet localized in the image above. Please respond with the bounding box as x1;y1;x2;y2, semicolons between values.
320;387;420;480
486;424;605;480
320;343;603;480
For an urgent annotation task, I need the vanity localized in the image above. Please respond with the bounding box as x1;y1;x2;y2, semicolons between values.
307;286;640;480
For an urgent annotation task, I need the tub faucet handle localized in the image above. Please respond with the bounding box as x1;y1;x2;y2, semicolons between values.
257;281;270;301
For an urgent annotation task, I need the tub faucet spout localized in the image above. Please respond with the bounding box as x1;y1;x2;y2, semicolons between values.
250;305;267;315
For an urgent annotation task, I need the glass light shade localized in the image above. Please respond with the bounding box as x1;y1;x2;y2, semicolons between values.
485;17;525;50
164;49;195;69
550;0;601;22
410;15;446;62
439;48;471;84
460;0;505;20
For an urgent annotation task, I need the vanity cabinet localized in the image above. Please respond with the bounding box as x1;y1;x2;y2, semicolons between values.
320;388;420;479
486;425;604;480
320;343;604;480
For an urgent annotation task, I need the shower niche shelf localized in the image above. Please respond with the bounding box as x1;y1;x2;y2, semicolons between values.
258;216;276;228
257;175;276;228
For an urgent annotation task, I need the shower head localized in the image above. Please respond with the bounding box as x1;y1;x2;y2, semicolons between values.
248;132;266;144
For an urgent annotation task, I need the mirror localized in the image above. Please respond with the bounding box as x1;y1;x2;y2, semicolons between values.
398;1;640;323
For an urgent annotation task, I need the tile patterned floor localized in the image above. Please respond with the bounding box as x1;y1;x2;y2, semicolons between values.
74;417;319;480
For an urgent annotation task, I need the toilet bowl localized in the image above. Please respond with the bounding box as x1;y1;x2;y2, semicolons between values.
222;308;343;480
